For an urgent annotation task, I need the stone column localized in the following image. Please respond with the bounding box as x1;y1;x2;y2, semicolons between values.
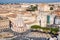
50;15;55;25
40;15;47;27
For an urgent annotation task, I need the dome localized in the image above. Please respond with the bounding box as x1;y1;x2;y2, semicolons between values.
11;14;27;33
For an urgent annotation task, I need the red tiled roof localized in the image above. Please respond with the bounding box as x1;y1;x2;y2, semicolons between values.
7;14;17;18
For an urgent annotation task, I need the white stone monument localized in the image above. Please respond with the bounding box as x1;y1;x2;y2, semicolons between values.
11;14;27;33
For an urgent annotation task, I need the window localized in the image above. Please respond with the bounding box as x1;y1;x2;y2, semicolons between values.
47;15;50;24
55;19;60;24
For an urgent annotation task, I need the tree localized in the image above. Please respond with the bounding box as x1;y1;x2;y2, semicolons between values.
26;5;38;11
50;7;53;10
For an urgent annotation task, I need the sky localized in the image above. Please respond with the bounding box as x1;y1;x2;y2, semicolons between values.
0;0;59;3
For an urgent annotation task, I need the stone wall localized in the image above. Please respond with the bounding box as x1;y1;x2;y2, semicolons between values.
0;17;9;29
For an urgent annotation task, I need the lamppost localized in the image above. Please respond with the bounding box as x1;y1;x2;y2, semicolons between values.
57;25;60;40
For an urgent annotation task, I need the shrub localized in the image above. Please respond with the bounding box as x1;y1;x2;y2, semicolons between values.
26;5;38;11
31;25;40;29
50;28;59;34
31;25;59;34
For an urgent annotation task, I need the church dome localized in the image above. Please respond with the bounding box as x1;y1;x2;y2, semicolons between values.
11;14;27;33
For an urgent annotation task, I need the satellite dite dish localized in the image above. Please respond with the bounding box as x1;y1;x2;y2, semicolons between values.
11;14;27;33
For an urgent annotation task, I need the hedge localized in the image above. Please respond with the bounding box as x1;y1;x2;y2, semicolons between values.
31;25;59;34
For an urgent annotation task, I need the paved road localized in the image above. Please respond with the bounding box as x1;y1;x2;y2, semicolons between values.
11;36;48;40
0;28;48;40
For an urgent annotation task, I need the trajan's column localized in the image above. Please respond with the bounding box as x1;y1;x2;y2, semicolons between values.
11;14;27;33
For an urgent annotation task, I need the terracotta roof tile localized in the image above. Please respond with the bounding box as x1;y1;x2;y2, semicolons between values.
54;10;60;16
7;14;17;18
